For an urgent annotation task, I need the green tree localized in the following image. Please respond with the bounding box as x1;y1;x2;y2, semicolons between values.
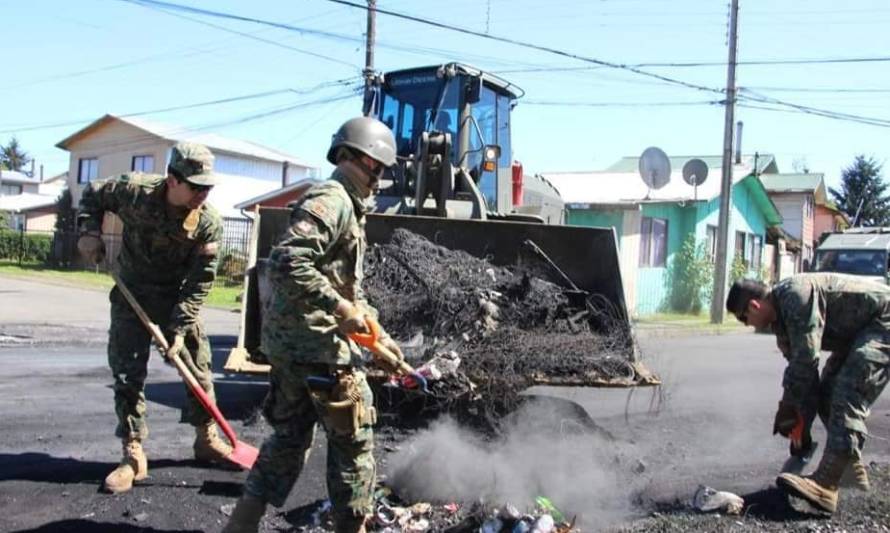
0;137;31;172
829;155;889;227
53;189;77;234
667;234;713;314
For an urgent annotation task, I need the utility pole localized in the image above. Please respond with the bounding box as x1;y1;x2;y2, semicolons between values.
362;0;377;116
710;0;740;324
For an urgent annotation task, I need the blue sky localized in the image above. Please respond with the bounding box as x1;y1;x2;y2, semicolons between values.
3;0;889;192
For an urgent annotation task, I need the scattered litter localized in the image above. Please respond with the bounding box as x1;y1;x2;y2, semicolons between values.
220;503;235;517
530;514;555;533
692;484;744;515
133;512;148;522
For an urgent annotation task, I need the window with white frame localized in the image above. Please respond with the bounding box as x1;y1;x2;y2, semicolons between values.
735;231;747;266
639;216;668;267
131;155;154;173
1;183;23;195
706;225;718;262
78;158;99;184
752;234;763;270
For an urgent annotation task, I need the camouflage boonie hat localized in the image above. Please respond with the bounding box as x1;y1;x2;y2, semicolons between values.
168;142;219;186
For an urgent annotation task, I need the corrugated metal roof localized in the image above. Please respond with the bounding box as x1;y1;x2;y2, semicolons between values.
56;114;315;168
542;160;754;205
0;193;59;212
605;153;775;174
0;170;41;184
759;173;824;192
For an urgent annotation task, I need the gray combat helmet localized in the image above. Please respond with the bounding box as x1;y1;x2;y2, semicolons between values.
326;116;397;167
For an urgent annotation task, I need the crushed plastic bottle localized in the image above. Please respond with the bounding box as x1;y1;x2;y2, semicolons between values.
692;485;744;515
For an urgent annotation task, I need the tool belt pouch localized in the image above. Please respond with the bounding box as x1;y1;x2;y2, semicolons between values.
311;372;376;437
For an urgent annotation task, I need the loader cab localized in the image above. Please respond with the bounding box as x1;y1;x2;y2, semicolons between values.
370;63;521;214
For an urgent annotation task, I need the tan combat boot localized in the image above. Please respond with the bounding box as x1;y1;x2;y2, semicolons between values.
776;450;851;513
103;438;148;493
840;458;870;491
194;421;233;463
221;495;267;533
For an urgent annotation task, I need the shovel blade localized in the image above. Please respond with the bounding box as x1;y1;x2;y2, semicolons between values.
228;441;260;470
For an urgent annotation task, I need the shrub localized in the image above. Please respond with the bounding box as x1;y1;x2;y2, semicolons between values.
667;234;713;314
0;229;52;262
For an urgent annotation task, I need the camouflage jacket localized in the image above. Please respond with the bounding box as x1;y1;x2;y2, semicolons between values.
262;170;376;366
772;272;890;406
78;173;222;333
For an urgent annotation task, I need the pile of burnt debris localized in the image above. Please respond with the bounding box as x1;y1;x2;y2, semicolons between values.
363;229;652;430
300;485;578;533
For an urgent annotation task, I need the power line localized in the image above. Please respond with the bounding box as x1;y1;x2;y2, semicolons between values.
494;56;890;73
0;79;360;135
737;90;890;128
124;0;359;70
522;99;721;107
335;0;728;96
58;89;362;155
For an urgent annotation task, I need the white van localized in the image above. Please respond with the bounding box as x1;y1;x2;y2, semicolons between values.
813;228;890;284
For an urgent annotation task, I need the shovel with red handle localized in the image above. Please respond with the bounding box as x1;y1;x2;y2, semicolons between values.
348;316;429;393
111;272;259;470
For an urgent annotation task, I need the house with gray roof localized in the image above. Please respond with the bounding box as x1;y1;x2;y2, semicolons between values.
541;154;784;317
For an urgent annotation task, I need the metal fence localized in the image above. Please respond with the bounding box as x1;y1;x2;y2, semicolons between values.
1;218;254;287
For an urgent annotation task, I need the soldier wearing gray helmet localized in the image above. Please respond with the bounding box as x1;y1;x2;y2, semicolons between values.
77;142;232;494
727;273;890;514
223;117;404;533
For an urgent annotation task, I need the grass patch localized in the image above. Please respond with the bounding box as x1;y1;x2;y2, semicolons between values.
0;261;242;311
635;311;744;329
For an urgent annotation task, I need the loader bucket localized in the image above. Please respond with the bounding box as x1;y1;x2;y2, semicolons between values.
225;207;644;380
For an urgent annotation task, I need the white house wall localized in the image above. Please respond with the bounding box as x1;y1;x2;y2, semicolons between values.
771;194;805;241
214;154;282;183
620;209;641;317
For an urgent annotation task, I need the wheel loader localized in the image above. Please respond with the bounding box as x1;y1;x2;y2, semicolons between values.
224;63;656;389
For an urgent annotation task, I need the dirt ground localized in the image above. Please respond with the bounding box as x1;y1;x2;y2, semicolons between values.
3;278;890;532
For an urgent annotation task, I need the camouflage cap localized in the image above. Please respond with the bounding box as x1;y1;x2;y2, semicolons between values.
168;142;219;186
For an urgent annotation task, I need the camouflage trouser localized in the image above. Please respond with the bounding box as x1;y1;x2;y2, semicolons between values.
108;286;217;440
244;361;375;526
804;327;890;459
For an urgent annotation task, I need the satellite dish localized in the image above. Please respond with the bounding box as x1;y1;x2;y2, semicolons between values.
638;147;671;190
682;158;709;186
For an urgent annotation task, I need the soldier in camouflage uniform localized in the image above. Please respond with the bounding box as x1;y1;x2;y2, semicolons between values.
77;142;233;494
727;273;890;513
223;117;404;533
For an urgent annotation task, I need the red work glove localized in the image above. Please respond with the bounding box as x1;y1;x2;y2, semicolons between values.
773;400;800;437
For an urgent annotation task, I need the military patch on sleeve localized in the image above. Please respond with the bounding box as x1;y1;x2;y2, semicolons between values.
299;197;337;228
199;242;219;256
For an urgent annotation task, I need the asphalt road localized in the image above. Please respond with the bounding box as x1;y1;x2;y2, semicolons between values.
3;275;890;532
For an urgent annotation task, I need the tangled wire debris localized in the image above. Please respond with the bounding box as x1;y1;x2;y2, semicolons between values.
363;229;640;428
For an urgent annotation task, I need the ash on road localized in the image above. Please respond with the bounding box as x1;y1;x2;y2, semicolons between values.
2;277;890;532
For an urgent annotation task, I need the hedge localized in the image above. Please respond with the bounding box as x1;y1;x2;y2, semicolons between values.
0;230;52;263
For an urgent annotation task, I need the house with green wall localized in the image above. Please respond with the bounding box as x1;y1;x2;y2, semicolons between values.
542;154;783;317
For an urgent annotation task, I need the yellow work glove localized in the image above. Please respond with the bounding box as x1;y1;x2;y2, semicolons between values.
334;300;369;336
77;232;106;264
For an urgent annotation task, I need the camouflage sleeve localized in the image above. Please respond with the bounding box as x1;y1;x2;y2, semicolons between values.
778;281;823;407
169;215;222;334
76;175;132;233
267;195;348;314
